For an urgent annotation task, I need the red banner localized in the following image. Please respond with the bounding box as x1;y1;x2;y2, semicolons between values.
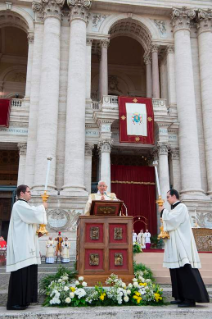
0;99;11;127
119;96;154;144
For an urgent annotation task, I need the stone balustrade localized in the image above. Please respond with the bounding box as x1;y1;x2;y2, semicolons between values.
11;98;23;108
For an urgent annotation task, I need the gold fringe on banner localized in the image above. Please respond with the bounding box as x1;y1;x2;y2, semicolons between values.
111;180;155;185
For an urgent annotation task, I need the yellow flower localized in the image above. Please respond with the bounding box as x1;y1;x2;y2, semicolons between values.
99;293;106;301
139;282;147;286
70;287;76;292
135;291;141;296
133;294;142;303
154;293;162;302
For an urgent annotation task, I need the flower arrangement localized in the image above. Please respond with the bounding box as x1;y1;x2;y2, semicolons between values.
43;272;164;307
133;242;142;254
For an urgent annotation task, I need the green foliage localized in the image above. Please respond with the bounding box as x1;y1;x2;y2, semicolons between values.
133;261;155;282
39;265;77;294
151;235;163;249
133;242;142;254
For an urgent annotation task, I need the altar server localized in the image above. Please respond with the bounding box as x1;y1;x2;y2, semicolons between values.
137;229;146;248
46;237;55;264
84;180;118;215
159;189;209;307
61;237;70;263
143;229;151;249
6;185;47;310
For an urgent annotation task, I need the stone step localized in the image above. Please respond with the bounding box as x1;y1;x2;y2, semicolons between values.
0;305;212;318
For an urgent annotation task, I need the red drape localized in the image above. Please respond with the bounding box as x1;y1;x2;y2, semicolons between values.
0;99;11;127
111;165;157;235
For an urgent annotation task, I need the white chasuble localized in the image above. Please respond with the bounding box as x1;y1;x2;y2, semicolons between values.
6;200;47;272
162;203;201;269
126;103;147;136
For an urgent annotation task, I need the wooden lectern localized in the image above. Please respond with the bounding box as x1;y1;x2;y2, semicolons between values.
76;201;134;286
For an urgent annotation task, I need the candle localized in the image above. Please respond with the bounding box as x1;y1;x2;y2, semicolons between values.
44;157;52;191
153;160;161;196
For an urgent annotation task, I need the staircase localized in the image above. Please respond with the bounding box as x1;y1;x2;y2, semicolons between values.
134;252;212;284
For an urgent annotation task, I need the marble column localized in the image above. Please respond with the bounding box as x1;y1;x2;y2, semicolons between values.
99;40;109;101
25;33;34;98
99;140;112;192
159;59;168;101
151;44;160;99
166;45;177;106
158;143;170;208
17;143;27;185
86;39;93;101
84;144;93;193
198;9;212;196
172;7;203;198
62;0;91;195
144;54;152;98
33;0;64;192
170;148;181;191
24;10;44;187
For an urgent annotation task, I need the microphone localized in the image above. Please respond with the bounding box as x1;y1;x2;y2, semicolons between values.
103;192;128;216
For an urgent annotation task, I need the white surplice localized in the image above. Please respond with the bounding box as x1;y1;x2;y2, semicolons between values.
6;200;47;272
162;202;201;269
84;192;118;215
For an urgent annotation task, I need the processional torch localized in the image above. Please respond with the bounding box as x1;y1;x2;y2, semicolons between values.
153;161;170;240
36;157;52;235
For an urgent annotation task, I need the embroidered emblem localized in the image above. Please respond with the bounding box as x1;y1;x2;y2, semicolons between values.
135;137;140;142
133;98;138;103
148;117;153;122
132;112;142;125
121;115;126;120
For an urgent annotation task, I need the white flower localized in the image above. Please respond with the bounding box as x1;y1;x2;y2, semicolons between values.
133;282;139;288
146;279;151;283
65;297;71;304
70;292;75;298
75;288;86;299
58;279;62;283
122;282;126;288
78;276;84;281
64;286;69;291
82;281;87;287
75;280;80;285
63;276;68;281
126;289;131;295
128;283;132;288
132;278;138;282
124;296;129;302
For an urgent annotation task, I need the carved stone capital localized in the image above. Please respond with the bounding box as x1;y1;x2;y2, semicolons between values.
85;143;93;156
170;148;180;160
27;32;34;44
99;140;112;153
18;143;27;156
100;39;110;49
86;38;93;46
144;54;151;65
197;9;212;35
32;0;65;20
68;0;91;23
157;143;169;156
171;7;196;33
151;44;159;53
166;44;174;55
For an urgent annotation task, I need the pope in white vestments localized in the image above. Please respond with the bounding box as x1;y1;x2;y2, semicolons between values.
84;180;118;215
159;189;209;307
6;185;47;311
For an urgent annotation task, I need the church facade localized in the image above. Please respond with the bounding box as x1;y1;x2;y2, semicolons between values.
0;0;212;254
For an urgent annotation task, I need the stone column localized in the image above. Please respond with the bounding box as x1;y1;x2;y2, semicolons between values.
166;45;177;106
24;9;44;187
99;140;112;192
198;9;212;196
99;40;109;101
25;33;34;98
151;44;160;98
158;143;170;208
159;59;168;100
84;144;93;193
144;54;152;98
172;7;203;198
17;143;27;185
86;39;93;101
170;148;181;191
33;0;64;192
62;0;91;195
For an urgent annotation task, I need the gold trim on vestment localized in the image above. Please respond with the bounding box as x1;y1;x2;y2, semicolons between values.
111;180;155;185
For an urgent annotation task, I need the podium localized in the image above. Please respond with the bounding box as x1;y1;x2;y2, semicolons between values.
76;201;134;285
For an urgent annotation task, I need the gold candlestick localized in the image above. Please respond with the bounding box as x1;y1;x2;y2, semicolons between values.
156;195;170;240
36;190;49;235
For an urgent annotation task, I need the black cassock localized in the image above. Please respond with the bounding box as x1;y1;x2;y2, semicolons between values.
170;264;209;302
7;264;38;310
